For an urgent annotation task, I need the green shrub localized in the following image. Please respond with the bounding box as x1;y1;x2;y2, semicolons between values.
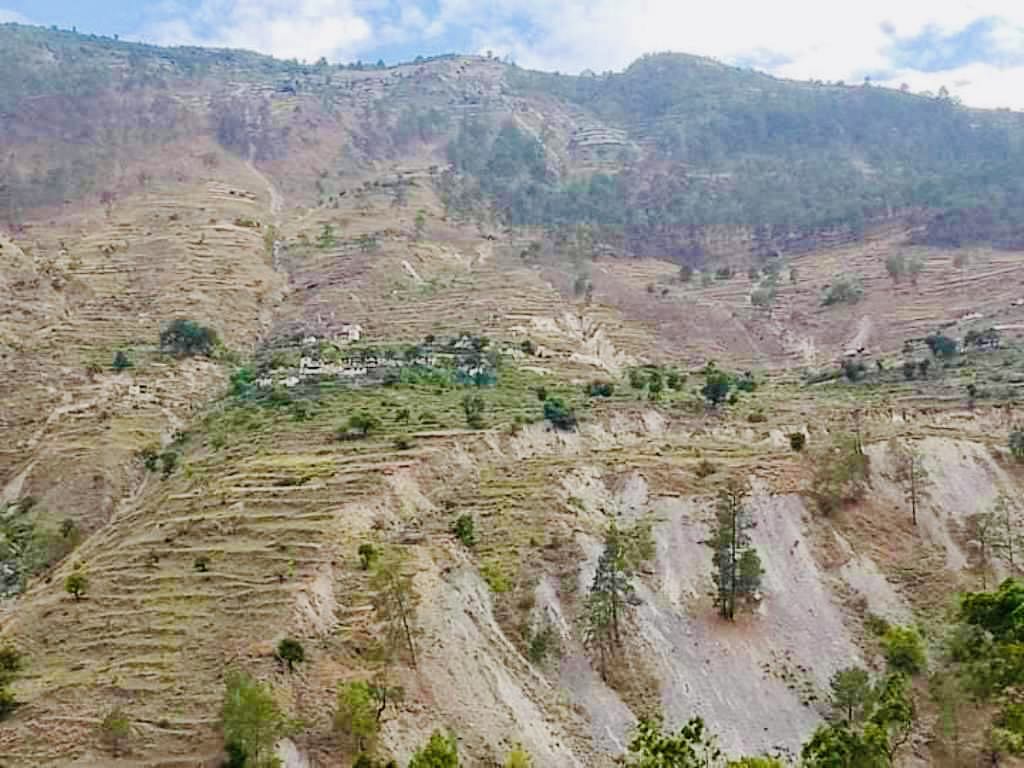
335;680;380;751
159;318;219;357
111;350;132;370
789;432;807;452
193;555;210;573
462;394;485;429
409;730;460;768
0;645;21;679
695;459;717;479
841;358;867;382
341;411;380;439
586;381;615;397
925;333;958;359
158;450;179;479
393;434;414;451
628;368;646;390
222;669;287;767
99;706;132;755
666;370;685;389
0;686;17;719
1010;430;1024;461
276;638;305;671
527;624;556;664
64;568;88;601
358;544;378;571
452;515;476;548
701;371;733;406
480;561;511;593
821;276;864;306
747;411;767;423
882;625;926;675
543;397;577;430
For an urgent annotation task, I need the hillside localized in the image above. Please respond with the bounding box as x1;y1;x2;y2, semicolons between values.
1;22;1024;768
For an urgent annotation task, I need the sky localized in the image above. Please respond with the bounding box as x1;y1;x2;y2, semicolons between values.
2;1;1023;110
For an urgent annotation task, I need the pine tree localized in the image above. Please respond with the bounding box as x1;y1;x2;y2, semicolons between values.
708;479;762;620
583;524;635;678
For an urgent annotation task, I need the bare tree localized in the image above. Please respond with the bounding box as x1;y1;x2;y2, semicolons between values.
890;438;929;525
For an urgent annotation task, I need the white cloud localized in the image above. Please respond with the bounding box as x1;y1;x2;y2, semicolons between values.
145;0;374;62
0;8;28;23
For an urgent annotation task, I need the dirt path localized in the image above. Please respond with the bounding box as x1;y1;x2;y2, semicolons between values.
247;144;283;218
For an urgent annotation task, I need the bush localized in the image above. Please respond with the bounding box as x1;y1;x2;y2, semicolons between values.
789;432;806;452
99;706;131;755
747;411;766;423
276;638;305;671
112;350;132;370
193;555;210;573
0;645;21;679
0;686;16;719
527;624;556;664
358;544;379;571
462;394;485;429
222;669;287;767
449;515;475;549
750;285;776;308
392;434;414;451
695;459;717;479
159;318;219;357
543;397;577;430
341;412;380;439
701;371;733;406
882;625;926;675
628;368;646;390
901;360;916;380
409;730;460;768
925;333;958;359
586;381;615;397
1010;430;1024;461
666;370;685;390
64;568;88;601
810;434;869;514
821;276;864;306
336;681;380;751
841;358;867;382
480;560;511;593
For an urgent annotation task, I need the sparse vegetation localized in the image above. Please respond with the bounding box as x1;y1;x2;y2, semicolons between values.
358;543;379;571
789;432;806;452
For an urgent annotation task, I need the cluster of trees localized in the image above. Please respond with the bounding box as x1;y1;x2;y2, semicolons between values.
160;319;220;358
498;53;1024;254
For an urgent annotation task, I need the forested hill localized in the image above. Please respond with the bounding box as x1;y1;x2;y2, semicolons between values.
491;54;1024;255
2;24;1024;261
